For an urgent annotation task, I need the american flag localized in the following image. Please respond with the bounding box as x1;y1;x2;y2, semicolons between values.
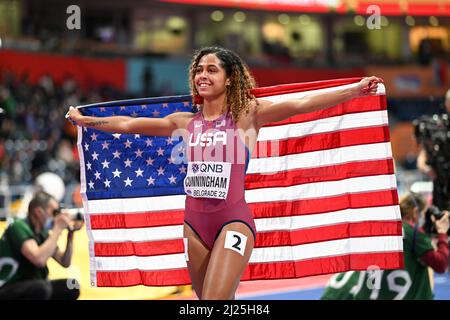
77;78;403;287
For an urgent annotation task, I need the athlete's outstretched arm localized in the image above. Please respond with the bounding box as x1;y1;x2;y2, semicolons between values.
254;76;383;128
67;106;188;136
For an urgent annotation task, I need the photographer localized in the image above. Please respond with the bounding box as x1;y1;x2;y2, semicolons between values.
321;191;449;300
0;191;83;300
416;88;450;210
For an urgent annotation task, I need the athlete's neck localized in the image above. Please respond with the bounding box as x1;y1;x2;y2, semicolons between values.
202;96;227;120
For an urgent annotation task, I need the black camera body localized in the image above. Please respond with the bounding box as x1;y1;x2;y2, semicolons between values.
423;205;446;235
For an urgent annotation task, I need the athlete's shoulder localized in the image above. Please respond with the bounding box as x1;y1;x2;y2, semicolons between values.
254;98;272;107
242;99;271;130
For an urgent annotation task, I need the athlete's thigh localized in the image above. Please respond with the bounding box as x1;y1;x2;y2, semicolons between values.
202;221;255;300
183;223;211;299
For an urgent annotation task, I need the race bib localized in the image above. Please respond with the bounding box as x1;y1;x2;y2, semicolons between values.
184;162;231;200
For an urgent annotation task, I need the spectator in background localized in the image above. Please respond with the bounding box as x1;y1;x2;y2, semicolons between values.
416;88;450;211
0;85;16;119
321;191;449;300
417;88;450;180
142;64;154;97
0;70;128;188
0;191;83;299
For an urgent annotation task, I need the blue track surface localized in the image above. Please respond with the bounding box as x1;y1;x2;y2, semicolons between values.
242;273;450;300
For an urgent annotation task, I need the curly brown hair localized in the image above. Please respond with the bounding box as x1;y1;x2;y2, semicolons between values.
189;46;257;122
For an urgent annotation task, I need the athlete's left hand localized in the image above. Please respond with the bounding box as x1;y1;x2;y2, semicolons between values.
356;76;383;96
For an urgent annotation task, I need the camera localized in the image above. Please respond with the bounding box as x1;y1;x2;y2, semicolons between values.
65;208;84;222
423;205;447;235
55;206;84;222
413;114;450;211
413;114;450;170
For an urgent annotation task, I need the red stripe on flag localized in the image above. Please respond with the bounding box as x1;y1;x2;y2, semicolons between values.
89;210;184;229
245;159;394;190
242;251;404;280
260;96;386;128
93;221;401;257
96;268;191;287
253;125;391;158
251;77;363;97
94;239;185;257
256;221;402;248
250;189;399;218
94;251;403;286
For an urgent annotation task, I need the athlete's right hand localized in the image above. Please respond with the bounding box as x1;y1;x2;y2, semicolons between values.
66;106;83;126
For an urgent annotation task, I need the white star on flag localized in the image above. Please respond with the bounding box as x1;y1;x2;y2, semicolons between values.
112;133;122;140
179;166;187;174
86;162;92;170
112;150;121;159
166;137;174;145
167;157;175;164
152;110;160;117
134;134;141;139
94;171;101;180
168;175;177;184
103;179;111;188
157;147;164;156
112;169;122;178
101;159;110;169
88;180;95;189
146;157;154;166
146;176;155;185
135;149;143;158
124;158;133;167
91;132;98;141
131;111;138;117
120;106;126;111
135;168;144;177
92;151;99;160
124;177;133;187
124;139;133;148
145;138;153;147
101;141;110;150
157;166;165;176
84;143;89;151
